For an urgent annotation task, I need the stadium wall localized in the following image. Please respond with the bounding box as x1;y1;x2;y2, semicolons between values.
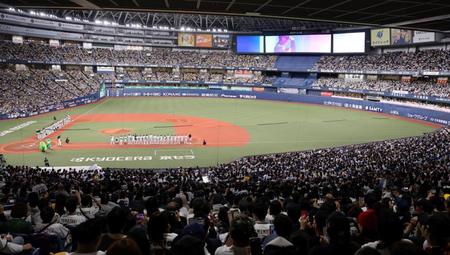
1;88;448;126
113;88;450;126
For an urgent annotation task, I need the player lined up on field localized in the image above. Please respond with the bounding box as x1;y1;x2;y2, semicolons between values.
36;114;71;140
110;134;192;145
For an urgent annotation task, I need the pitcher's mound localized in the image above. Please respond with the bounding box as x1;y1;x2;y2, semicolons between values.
101;128;132;135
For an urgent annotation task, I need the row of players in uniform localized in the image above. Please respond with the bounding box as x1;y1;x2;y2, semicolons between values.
110;134;192;145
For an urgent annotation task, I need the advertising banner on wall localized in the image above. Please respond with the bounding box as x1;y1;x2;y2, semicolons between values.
344;74;364;82
106;88;450;126
234;70;253;78
391;29;412;45
195;34;213;48
370;28;390;46
12;35;23;44
412;31;435;43
213;34;230;48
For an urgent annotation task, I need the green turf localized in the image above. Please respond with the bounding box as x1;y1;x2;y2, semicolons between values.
0;97;437;168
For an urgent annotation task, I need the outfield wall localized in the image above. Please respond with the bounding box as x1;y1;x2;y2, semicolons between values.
1;88;449;126
112;88;450;126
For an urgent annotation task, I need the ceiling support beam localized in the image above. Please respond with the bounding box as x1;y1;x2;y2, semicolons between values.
281;0;312;15
308;0;352;16
356;2;422;21
387;14;450;26
69;0;100;9
226;0;236;11
131;0;140;7
334;0;391;18
108;0;119;6
254;0;272;12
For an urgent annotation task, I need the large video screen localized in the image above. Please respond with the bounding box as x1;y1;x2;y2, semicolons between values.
298;34;331;53
178;33;195;47
265;35;331;53
236;35;264;53
195;34;213;48
265;35;300;53
333;32;366;53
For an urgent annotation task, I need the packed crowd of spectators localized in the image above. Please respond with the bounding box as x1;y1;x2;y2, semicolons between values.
4;41;450;73
0;41;276;69
0;68;100;117
0;67;268;117
315;50;450;72
108;70;264;84
0;128;448;255
1;40;449;118
313;78;450;98
181;72;199;81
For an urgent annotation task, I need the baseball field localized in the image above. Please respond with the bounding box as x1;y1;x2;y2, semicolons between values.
0;97;438;168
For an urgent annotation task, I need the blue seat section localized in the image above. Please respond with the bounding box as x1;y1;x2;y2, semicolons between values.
275;56;321;72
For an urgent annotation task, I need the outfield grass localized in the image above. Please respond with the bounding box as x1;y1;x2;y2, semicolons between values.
0;97;437;168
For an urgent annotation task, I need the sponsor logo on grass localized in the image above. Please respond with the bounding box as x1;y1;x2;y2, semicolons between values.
0;121;36;137
70;155;195;163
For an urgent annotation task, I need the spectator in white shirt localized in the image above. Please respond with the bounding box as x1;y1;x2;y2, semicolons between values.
34;206;69;241
60;196;87;227
252;200;273;240
215;217;255;255
76;195;99;220
61;219;105;255
0;235;32;254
